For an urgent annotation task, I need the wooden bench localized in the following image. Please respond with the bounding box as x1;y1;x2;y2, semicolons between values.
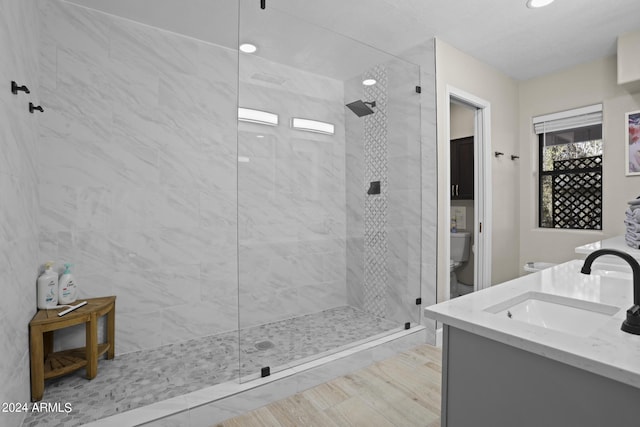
29;296;116;401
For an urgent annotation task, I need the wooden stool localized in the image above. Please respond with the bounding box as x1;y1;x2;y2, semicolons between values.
29;296;116;402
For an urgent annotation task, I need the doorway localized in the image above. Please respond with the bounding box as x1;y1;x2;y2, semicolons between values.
445;86;492;300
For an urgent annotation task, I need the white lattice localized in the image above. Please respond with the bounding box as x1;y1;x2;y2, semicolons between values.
363;65;388;318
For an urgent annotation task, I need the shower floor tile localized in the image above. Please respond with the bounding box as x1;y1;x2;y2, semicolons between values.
22;306;398;427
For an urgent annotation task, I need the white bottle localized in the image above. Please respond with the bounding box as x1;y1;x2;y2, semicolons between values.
37;262;59;309
58;263;77;305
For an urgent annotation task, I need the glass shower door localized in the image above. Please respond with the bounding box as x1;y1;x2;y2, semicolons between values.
237;1;422;381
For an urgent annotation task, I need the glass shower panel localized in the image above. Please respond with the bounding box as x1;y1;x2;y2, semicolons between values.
237;2;421;381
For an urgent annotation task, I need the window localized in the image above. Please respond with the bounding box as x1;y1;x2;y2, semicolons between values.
534;104;603;230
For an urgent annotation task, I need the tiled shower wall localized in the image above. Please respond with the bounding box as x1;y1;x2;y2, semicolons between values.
344;40;437;340
345;77;366;312
345;57;422;326
0;0;41;424
237;54;347;329
402;40;438;342
36;0;239;354
0;1;437;420
363;65;389;318
385;57;423;326
36;0;348;354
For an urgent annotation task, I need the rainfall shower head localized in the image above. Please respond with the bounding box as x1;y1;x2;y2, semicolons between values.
345;100;376;117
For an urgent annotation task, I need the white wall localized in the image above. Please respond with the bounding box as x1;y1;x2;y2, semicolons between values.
618;29;640;86
0;0;41;423
519;56;640;269
450;102;474;139
435;39;520;302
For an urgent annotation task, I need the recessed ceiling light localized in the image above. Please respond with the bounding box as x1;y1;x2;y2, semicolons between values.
239;43;257;53
256;135;265;138
362;79;377;86
526;0;554;8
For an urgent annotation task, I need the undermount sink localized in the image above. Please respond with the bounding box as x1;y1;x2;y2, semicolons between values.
484;292;620;337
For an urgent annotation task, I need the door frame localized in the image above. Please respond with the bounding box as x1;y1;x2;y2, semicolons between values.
445;85;492;297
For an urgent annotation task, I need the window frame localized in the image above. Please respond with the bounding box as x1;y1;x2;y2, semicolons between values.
537;131;603;230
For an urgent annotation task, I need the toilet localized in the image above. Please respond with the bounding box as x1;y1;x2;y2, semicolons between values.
450;232;471;297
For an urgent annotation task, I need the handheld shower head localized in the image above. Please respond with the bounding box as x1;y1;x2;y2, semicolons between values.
346;100;376;117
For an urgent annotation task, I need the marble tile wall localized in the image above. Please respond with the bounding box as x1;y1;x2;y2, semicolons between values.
363;65;389;318
37;0;350;357
2;0;438;420
385;57;423;325
344;57;423;327
400;40;438;343
36;0;240;355
237;54;348;329
0;0;41;423
345;78;366;309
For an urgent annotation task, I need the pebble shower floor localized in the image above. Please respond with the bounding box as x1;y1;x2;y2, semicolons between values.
22;306;398;426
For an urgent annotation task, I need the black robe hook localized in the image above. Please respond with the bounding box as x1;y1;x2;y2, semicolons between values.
29;102;44;113
11;81;30;95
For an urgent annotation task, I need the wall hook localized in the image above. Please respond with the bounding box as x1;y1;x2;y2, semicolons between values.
511;155;520;160
494;151;504;157
29;102;44;113
11;81;30;95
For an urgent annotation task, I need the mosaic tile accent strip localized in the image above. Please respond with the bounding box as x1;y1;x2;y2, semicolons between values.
22;306;397;427
363;65;389;318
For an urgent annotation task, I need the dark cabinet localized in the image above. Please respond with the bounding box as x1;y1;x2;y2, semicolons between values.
451;136;474;200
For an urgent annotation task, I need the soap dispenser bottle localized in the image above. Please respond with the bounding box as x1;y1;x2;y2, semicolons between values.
37;262;58;309
58;263;77;304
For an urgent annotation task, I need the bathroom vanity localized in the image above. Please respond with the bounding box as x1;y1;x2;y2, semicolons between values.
425;260;640;427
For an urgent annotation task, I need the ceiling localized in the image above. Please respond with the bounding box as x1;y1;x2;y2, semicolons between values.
66;0;640;81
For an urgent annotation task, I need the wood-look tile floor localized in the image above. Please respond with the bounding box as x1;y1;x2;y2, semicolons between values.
215;344;442;427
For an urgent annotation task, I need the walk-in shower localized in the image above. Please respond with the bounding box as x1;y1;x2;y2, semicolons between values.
24;0;424;424
237;2;422;381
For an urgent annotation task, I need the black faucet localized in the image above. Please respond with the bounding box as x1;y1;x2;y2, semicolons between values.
581;249;640;335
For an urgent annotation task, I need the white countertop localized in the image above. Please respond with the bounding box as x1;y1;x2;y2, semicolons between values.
575;235;640;259
425;259;640;388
